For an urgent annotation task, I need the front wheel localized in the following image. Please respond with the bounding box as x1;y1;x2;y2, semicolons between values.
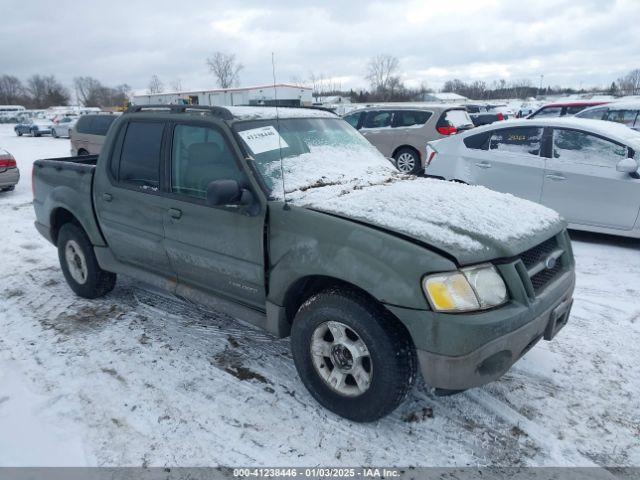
52;129;59;138
57;223;116;299
393;147;422;175
291;289;417;422
15;130;22;136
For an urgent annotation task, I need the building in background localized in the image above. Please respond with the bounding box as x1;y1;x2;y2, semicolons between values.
133;84;313;107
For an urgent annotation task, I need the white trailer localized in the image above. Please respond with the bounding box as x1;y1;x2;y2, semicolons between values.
133;84;313;107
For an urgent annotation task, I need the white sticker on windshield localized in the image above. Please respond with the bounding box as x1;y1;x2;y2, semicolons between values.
238;126;289;154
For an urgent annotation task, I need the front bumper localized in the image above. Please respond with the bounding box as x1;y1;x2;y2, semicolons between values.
0;168;20;188
417;293;573;390
386;259;575;391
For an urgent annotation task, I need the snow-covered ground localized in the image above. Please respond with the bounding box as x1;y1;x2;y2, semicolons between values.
0;124;638;467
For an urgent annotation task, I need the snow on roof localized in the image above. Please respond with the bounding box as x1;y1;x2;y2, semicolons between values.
226;106;336;120
467;117;640;149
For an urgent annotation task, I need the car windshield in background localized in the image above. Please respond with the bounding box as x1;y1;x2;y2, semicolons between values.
233;118;395;199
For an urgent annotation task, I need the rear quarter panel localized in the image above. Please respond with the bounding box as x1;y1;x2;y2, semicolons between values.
33;161;106;246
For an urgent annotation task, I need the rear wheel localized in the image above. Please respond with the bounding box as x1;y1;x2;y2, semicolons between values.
291;288;417;422
16;130;22;136
1;186;15;192
393;147;421;175
52;129;59;138
57;223;116;299
78;149;89;156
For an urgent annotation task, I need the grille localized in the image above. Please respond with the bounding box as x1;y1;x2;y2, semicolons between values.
519;236;564;294
520;236;558;270
530;261;563;291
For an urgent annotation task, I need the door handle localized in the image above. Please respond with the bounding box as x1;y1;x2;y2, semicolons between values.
545;174;566;181
102;193;113;202
475;162;491;169
168;208;182;219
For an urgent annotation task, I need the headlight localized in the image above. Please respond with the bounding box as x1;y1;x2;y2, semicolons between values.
423;264;508;312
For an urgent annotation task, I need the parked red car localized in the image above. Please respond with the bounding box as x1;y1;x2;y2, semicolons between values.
527;101;609;119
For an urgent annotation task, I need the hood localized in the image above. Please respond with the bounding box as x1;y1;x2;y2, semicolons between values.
294;177;564;265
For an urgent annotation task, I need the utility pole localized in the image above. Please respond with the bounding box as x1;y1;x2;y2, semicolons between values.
538;74;544;98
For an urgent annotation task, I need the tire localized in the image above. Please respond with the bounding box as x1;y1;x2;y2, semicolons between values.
291;288;417;422
78;149;89;156
16;130;22;136
1;186;15;192
393;147;421;175
57;223;116;299
52;129;59;138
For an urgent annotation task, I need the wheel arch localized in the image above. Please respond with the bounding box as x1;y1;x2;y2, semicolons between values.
392;144;421;161
50;207;82;246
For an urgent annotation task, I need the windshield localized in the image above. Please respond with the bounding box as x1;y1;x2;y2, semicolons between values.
233;118;396;200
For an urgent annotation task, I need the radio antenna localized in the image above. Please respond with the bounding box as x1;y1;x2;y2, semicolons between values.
271;52;289;209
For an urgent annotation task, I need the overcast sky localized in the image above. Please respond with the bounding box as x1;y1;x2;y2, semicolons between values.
3;0;639;94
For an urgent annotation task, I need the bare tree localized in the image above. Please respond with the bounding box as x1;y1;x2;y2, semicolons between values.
147;75;164;94
74;76;104;106
365;54;400;92
170;78;183;92
26;75;70;108
617;69;640;95
206;52;243;88
0;75;25;104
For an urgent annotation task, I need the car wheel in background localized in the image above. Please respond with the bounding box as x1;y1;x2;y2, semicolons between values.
52;129;59;138
57;223;117;299
291;288;417;422
15;130;22;136
78;149;89;156
393;147;421;175
1;186;15;192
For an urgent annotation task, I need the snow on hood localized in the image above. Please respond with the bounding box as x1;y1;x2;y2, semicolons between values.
289;176;562;261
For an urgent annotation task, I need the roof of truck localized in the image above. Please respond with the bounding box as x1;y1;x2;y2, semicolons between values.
125;104;337;121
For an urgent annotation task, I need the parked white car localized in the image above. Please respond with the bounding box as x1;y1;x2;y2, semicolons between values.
425;117;640;238
51;117;78;138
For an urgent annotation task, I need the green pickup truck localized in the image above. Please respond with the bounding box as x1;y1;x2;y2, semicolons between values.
32;105;575;422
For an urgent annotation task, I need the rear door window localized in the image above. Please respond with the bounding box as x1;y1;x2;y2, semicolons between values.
530;106;562;118
488;127;543;156
117;122;164;190
75;116;93;134
552;129;627;167
565;105;590;115
393;110;432;128
362;111;392;128
92;115;116;135
577;107;607;120
604;109;639;128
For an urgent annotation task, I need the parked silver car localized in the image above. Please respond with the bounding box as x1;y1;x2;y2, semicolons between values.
575;101;640;131
51;117;78;138
425;117;640;238
0;148;19;192
343;104;474;174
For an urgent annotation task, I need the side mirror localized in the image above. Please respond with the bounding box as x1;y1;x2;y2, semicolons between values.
616;157;639;174
206;180;253;207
